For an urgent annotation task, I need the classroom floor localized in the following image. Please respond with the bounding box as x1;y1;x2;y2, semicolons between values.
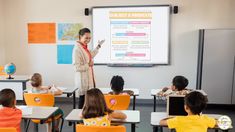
21;99;235;132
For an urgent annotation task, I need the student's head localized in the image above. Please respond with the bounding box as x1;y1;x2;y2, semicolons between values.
31;73;42;87
82;88;113;119
184;91;208;115
110;75;124;94
0;89;16;107
78;28;91;45
172;75;188;91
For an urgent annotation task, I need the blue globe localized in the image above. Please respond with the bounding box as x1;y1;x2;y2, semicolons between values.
4;63;16;78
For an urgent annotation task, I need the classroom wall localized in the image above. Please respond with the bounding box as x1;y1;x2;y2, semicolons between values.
0;0;5;65
3;0;235;98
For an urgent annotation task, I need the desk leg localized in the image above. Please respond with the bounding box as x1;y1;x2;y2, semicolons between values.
153;126;157;132
131;124;135;132
34;124;38;132
22;82;27;105
52;115;55;132
133;96;136;110
154;95;156;112
23;119;27;130
24;119;30;132
73;92;76;109
22;82;26;90
73;122;76;132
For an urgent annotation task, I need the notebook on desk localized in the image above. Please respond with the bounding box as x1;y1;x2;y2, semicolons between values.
167;95;187;117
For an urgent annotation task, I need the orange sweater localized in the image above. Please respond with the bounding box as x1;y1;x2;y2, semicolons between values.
0;107;22;132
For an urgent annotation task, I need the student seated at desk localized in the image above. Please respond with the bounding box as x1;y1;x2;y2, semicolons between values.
157;75;191;97
81;88;126;126
30;73;62;95
0;89;22;132
108;75;134;96
30;73;63;131
160;91;216;132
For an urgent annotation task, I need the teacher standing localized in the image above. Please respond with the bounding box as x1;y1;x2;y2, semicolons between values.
72;28;104;109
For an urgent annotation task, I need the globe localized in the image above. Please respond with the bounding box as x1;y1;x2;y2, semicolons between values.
4;63;16;79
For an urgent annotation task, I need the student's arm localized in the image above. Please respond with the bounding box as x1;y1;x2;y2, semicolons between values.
79;111;83;118
162;87;170;92
53;87;63;96
108;91;114;95
50;85;63;96
204;116;217;128
109;111;127;120
122;90;134;96
40;86;50;90
159;118;168;126
159;117;178;129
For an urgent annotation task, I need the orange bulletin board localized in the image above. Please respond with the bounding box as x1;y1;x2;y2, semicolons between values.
28;23;56;44
0;66;6;76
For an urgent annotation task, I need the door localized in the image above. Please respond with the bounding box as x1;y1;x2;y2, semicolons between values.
201;29;235;104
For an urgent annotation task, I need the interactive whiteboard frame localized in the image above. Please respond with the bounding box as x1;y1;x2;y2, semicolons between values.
92;5;171;66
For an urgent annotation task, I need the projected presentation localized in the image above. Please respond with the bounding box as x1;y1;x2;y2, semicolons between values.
93;6;170;65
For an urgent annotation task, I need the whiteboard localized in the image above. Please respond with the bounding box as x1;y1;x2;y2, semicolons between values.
92;5;170;65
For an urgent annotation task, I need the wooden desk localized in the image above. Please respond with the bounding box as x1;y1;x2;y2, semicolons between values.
151;112;232;132
151;89;207;112
100;88;139;110
0;75;30;100
65;109;140;132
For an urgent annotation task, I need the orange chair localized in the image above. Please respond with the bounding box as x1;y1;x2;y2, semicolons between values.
104;94;130;110
76;124;126;132
0;127;17;132
24;93;54;106
23;93;64;132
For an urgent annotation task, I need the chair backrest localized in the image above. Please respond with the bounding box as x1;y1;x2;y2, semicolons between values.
0;127;17;132
0;66;7;76
104;94;130;110
24;93;54;106
76;124;126;132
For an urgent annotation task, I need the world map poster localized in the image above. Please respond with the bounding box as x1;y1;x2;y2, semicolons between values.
57;23;83;42
57;23;83;64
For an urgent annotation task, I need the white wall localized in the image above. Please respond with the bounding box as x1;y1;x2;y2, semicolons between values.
0;0;5;65
3;0;235;98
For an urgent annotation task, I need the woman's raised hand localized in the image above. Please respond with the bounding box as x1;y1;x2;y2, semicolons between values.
98;39;105;48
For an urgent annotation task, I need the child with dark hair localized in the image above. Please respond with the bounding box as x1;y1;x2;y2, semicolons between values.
160;91;216;131
82;88;126;126
158;75;191;96
109;75;134;96
110;75;124;95
172;75;189;91
0;89;22;132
